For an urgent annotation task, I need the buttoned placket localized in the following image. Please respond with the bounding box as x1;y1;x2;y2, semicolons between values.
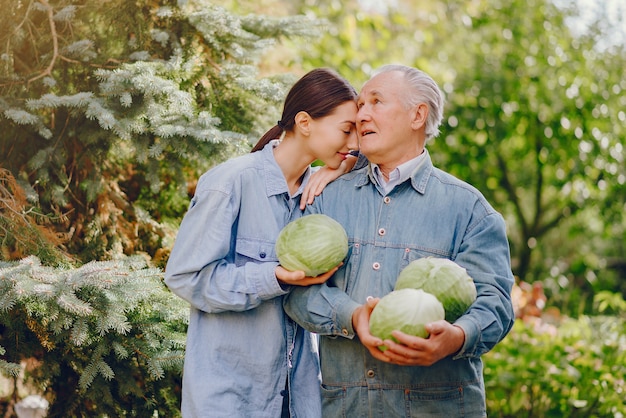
364;194;393;402
371;194;393;272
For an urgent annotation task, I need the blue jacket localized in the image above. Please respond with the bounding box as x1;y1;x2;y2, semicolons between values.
165;142;321;418
284;149;515;417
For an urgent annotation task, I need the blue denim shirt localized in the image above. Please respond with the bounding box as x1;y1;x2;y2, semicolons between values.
165;142;321;418
284;149;515;418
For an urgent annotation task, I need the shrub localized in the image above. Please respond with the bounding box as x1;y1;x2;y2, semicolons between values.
0;256;188;416
484;314;626;417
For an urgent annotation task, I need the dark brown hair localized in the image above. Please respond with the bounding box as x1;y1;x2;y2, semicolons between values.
251;68;357;152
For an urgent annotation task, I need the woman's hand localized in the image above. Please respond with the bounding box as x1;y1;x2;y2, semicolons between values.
300;156;357;209
275;264;341;287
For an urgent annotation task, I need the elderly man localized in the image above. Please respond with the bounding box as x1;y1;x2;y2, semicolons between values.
284;64;515;417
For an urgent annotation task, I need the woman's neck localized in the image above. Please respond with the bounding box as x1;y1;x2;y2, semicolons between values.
273;136;313;195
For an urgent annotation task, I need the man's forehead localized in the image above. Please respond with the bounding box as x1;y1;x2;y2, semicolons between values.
357;88;382;101
357;82;384;101
358;72;397;99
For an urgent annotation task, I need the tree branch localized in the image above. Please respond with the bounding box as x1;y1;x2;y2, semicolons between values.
28;0;58;84
496;151;528;236
532;124;544;232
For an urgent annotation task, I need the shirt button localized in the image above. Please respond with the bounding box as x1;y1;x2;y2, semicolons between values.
341;328;349;336
384;196;391;204
366;369;375;378
378;228;386;236
259;252;266;258
372;262;380;270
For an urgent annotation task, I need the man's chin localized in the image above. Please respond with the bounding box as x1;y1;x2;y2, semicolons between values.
358;145;375;159
358;139;376;154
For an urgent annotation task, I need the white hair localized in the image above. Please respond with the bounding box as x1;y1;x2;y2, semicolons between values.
373;64;445;140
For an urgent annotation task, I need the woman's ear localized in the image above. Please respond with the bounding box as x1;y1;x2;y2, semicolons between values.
294;111;311;136
410;103;428;130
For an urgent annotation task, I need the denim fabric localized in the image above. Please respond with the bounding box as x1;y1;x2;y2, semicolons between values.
165;142;321;418
284;149;515;418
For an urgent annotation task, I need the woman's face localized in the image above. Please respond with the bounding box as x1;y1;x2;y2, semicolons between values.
308;101;358;169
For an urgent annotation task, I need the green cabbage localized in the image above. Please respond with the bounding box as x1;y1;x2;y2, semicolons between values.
369;288;445;351
275;214;348;277
394;257;477;322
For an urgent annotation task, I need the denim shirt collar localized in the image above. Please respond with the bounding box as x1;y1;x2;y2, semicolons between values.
357;148;433;195
261;140;311;198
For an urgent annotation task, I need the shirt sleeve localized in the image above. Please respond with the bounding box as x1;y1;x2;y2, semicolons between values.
284;282;360;338
164;176;287;313
452;208;516;359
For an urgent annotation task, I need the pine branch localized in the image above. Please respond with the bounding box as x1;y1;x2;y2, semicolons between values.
0;255;188;413
28;0;59;85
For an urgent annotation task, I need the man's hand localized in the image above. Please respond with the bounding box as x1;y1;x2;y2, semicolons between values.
275;264;341;287
380;320;465;366
351;297;391;362
352;299;466;366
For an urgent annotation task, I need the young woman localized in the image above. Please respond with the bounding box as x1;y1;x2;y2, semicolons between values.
165;68;358;418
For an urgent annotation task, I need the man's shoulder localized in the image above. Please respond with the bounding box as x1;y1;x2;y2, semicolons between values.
325;166;367;190
427;166;500;215
429;166;482;195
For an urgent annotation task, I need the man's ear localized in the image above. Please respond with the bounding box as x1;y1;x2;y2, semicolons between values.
410;103;429;130
294;111;311;136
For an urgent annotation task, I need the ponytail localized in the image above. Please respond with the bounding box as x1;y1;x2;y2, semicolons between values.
251;124;283;153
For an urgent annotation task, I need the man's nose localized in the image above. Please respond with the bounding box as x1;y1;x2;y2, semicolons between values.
357;105;370;123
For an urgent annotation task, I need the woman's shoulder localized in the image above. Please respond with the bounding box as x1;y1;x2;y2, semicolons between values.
196;152;262;192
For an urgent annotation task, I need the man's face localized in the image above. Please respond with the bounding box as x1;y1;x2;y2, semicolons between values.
356;71;417;167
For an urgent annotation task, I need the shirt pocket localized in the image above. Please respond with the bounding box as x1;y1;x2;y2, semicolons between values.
400;247;450;270
235;237;278;266
404;385;466;417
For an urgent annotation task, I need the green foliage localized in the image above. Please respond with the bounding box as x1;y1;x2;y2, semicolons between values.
290;0;431;85
594;290;626;315
425;0;626;289
0;169;74;266
484;314;626;417
0;0;321;263
0;256;188;416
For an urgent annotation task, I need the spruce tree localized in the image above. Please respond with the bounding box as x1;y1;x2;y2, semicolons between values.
0;0;321;414
0;0;320;262
0;255;188;416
